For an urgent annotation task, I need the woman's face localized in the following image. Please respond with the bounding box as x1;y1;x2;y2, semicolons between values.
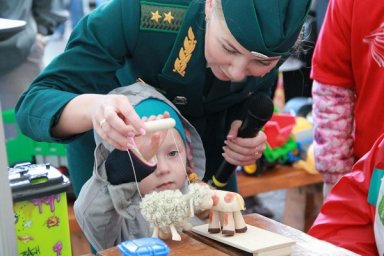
139;129;187;195
204;0;281;82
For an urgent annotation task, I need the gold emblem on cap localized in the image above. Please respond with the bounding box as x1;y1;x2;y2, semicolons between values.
163;11;174;24
173;27;196;77
150;10;162;22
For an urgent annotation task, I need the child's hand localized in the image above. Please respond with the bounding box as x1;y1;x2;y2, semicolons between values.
134;112;170;163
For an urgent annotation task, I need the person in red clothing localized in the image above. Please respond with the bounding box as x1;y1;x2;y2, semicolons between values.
308;133;384;255
311;0;384;198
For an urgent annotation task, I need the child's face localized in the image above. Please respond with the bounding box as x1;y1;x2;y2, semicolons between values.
138;128;187;195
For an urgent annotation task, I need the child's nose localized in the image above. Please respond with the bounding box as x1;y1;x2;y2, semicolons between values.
154;158;170;175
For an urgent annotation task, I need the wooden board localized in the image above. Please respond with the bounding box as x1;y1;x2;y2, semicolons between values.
192;224;295;256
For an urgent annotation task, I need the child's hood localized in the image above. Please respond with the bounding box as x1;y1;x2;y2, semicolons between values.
94;82;206;181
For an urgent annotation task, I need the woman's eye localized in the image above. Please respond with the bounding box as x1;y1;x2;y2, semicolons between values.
257;60;272;66
168;150;179;157
223;45;237;55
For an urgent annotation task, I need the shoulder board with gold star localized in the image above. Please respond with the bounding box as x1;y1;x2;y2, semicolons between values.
140;1;187;33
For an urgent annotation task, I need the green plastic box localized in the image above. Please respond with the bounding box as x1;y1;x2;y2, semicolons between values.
9;163;72;256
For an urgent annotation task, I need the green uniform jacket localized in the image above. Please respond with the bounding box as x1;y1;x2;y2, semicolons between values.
15;0;277;195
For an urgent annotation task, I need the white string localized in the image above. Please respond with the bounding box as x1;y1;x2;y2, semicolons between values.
126;149;143;199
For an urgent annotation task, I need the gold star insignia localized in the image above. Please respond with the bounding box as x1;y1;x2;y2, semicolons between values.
150;10;162;22
163;12;174;24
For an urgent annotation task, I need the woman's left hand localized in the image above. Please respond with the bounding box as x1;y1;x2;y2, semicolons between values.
222;120;267;166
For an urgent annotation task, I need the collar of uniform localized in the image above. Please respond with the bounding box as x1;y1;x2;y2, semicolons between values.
160;0;207;83
140;1;189;33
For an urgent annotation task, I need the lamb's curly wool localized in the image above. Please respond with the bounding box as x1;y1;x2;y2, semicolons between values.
141;190;190;229
140;183;213;233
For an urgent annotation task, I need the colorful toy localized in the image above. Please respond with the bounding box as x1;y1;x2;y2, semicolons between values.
118;237;169;256
242;98;315;175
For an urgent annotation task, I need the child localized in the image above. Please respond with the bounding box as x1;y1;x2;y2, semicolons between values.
74;83;206;251
308;133;384;255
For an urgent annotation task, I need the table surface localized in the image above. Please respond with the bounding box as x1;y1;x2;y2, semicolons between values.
95;214;357;256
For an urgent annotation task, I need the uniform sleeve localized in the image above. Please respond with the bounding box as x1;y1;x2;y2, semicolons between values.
310;0;354;88
16;0;140;142
312;81;355;184
308;136;381;256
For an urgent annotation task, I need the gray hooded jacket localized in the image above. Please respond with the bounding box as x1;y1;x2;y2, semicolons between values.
74;83;206;251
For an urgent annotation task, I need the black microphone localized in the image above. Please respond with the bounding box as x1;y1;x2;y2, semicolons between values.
211;94;274;188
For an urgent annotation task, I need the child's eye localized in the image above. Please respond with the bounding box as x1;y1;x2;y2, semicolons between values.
168;150;179;157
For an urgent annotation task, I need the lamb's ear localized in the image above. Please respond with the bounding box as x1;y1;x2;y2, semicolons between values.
189;197;194;217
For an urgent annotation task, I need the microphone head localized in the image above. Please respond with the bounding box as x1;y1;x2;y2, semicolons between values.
246;94;274;121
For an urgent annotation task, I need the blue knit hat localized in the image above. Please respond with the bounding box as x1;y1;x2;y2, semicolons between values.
135;98;187;142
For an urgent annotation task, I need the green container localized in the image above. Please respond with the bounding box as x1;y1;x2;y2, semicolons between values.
9;163;72;256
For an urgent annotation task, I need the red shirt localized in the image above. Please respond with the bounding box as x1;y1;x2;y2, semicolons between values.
311;0;384;158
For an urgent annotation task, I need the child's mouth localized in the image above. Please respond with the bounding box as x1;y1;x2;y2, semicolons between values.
157;182;173;190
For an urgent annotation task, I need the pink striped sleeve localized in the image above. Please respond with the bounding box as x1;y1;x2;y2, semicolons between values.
312;81;356;184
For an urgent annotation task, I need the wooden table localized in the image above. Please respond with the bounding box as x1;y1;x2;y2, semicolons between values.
237;165;324;231
237;165;323;197
93;214;357;256
70;166;324;254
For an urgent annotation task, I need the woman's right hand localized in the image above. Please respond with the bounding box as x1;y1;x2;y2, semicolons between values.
92;94;147;151
52;93;144;146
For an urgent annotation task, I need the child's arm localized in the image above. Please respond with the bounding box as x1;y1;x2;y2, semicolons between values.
73;171;137;251
74;144;148;251
308;134;384;255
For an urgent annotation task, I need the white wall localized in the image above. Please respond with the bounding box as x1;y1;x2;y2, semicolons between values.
0;103;17;255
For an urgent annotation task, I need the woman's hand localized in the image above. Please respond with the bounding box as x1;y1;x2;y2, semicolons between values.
52;94;145;149
222;120;267;166
92;94;146;150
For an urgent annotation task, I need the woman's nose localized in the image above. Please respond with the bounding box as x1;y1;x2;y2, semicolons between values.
228;58;248;81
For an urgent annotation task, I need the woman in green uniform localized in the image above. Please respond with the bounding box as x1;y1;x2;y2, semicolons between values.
15;0;311;196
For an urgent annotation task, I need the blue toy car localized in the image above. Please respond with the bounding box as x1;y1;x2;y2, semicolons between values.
117;237;170;256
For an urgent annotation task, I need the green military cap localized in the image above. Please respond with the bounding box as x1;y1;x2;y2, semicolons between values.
221;0;312;57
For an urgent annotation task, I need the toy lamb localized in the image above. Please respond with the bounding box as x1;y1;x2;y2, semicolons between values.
140;183;213;241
